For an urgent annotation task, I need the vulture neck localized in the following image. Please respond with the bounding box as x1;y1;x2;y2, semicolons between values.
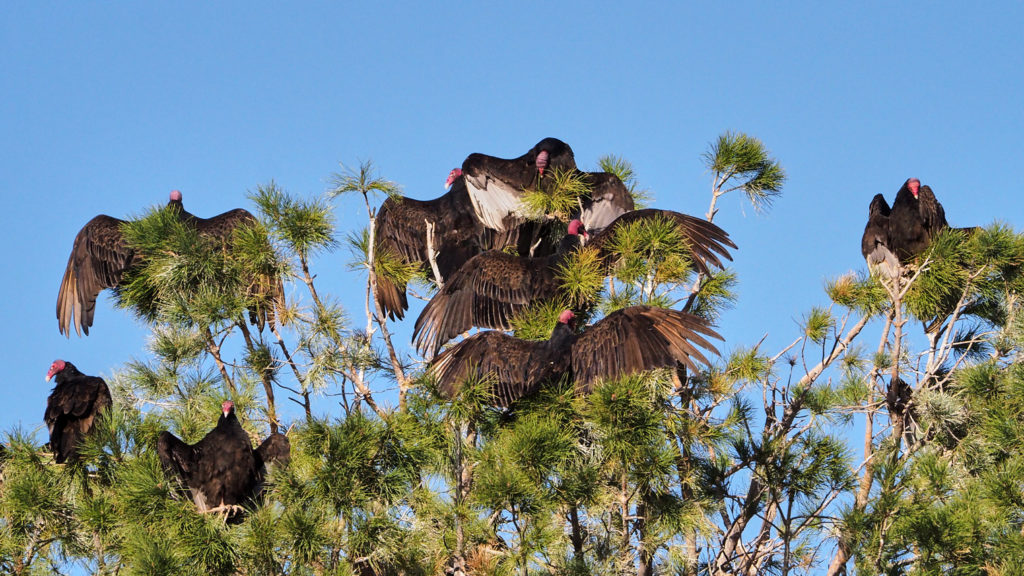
554;233;584;256
548;321;576;350
54;364;80;384
892;186;918;209
167;200;196;221
218;410;238;428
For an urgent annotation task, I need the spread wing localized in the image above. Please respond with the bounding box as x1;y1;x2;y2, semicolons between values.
587;209;736;275
575;171;635;233
571;306;722;393
429;331;558;407
190;207;257;240
157;431;197;498
372;180;488;320
461;138;577;231
56;215;136;337
192;207;285;330
372;195;421;320
413;250;560;357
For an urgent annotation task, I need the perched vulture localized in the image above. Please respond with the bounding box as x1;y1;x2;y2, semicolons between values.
373;171;490;320
372;138;639;320
865;179;977;274
429;307;721;407
861;194;899;277
44;360;112;464
888;178;949;262
56;190;282;336
413;220;589;357
157;401;290;520
461;137;577;232
413;210;735;357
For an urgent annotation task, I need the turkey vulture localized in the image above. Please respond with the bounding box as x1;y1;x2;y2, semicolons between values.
56;190;282;336
157;401;290;520
429;307;721;406
412;220;589;357
888;178;949;262
44;360;112;464
461;137;577;231
861;194;900;277
373;171;490;320
372;139;633;320
413;210;735;357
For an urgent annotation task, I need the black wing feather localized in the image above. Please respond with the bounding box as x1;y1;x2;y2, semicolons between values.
575;171;635;233
570;306;721;393
429;331;564;407
412;250;561;357
587;209;735;275
45;372;112;464
56;215;137;337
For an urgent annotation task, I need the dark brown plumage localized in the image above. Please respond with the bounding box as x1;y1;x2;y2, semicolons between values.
866;179;978;275
574;171;636;234
157;401;290;520
44;360;112;464
166;191;284;331
56;213;139;337
373;138;624;320
461;137;578;232
429;307;721;407
861;193;899;277
412;221;588;357
888;178;949;262
413;209;735;357
57;190;282;336
373;173;489;320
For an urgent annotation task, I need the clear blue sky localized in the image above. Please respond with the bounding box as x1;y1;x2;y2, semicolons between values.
3;3;1021;435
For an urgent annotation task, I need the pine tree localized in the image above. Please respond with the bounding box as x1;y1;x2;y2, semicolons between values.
3;135;1023;576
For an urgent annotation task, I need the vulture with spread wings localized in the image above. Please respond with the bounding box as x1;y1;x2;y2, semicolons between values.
44;360;112;464
56;190;282;336
373;138;636;320
413;220;588;356
372;171;490;320
460;137;578;232
429;307;721;407
157;401;290;521
413;209;735;357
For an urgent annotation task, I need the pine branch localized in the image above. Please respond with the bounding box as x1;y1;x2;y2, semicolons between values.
204;327;235;396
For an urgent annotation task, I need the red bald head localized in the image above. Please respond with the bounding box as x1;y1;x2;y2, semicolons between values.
170;190;182;202
907;179;920;198
567;219;589;241
222;400;234;417
558;309;575;325
46;359;67;382
536;150;550;176
445;168;462;189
